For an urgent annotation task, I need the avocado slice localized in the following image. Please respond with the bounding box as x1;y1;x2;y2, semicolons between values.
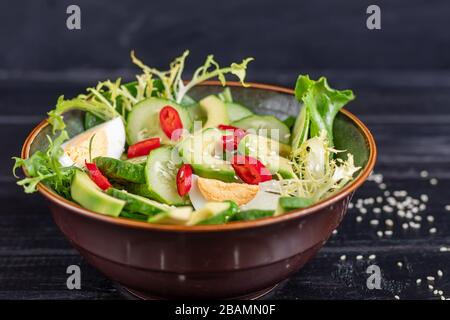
147;206;193;225
199;95;229;129
188;201;238;225
238;134;295;178
275;196;315;216
70;170;125;217
179;128;237;182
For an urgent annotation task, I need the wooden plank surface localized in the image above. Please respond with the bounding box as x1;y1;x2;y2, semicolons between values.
1;70;450;300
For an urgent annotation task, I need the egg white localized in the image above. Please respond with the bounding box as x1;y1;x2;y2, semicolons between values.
59;117;126;167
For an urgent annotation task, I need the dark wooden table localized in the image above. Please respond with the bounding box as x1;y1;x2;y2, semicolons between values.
1;70;449;300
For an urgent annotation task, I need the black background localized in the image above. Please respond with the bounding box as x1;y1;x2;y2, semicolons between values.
1;0;450;300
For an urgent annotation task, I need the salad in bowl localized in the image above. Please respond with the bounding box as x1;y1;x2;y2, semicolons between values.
14;51;360;226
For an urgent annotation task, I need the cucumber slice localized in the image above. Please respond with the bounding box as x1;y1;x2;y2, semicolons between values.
94;157;146;184
226;102;253;122
126;97;191;145
106;188;171;216
125;156;147;165
232;115;291;144
275;196;315;215
120;211;148;221
232;209;275;221
144;146;188;205
179;128;237;182
70;170;125;217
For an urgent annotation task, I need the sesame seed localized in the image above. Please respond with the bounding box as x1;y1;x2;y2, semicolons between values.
384;191;390;197
360;208;367;214
402;223;409;230
439;290;443;295
438;270;443;277
369;254;376;260
356;255;363;260
356;216;363;223
376;197;383;203
414;216;422;222
439;247;448;252
385;219;394;227
394;295;400;300
340;255;346;261
433;290;438;295
379;183;386;190
429;227;437;234
427;215;434;223
430;178;438;185
420;194;429;202
348;202;354;209
397;262;403;268
445;205;450;211
373;208;381;214
416;278;422;285
428;284;434;290
441;296;446;300
427;276;435;282
332;230;338;235
377;231;383;238
385;230;393;236
420;170;429;178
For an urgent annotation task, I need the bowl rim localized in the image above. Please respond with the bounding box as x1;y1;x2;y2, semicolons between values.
21;81;377;233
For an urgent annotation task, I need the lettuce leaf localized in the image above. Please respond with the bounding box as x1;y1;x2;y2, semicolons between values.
292;75;355;148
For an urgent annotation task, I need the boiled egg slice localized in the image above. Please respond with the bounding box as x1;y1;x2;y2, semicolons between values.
239;180;282;211
59;117;126;167
188;175;260;210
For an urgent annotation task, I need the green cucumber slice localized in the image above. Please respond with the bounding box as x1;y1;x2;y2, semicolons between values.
120;211;148;221
276;196;315;215
232;209;275;221
232;115;291;144
70;170;125;217
148;206;193;225
226;102;253;122
106;188;171;216
94;157;146;184
144;146;188;205
126;97;191;145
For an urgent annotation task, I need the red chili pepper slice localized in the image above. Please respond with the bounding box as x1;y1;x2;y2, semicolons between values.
231;155;272;185
176;164;193;196
127;137;161;158
85;161;112;190
221;135;239;152
160;106;183;141
217;124;246;139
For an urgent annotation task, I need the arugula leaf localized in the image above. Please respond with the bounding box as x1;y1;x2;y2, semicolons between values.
292;75;355;148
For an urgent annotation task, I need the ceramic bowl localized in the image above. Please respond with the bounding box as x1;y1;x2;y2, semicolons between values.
22;82;376;299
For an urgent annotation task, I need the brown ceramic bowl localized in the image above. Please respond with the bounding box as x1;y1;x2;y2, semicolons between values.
22;81;376;299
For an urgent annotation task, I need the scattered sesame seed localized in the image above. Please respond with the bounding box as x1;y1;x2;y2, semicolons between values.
340;255;346;261
445;205;450;211
397;262;403;268
414;216;422;222
332;230;338;235
439;247;448;252
376;197;383;203
348;202;354;209
377;231;383;238
441;296;446;300
433;289;438;295
438;290;443;295
394;295;400;300
420;170;429;178
427;276;435;282
428;284;434;290
402;223;409;230
385;230;393;236
379;183;386;190
373;207;381;214
356;255;363;260
427;215;434;223
416;278;422;285
369;254;376;260
430;178;438;185
384;191;390;197
356;216;363;223
360;208;367;214
438;270;443;277
385;219;394;227
420;194;429;203
370;219;379;226
429;227;437;234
